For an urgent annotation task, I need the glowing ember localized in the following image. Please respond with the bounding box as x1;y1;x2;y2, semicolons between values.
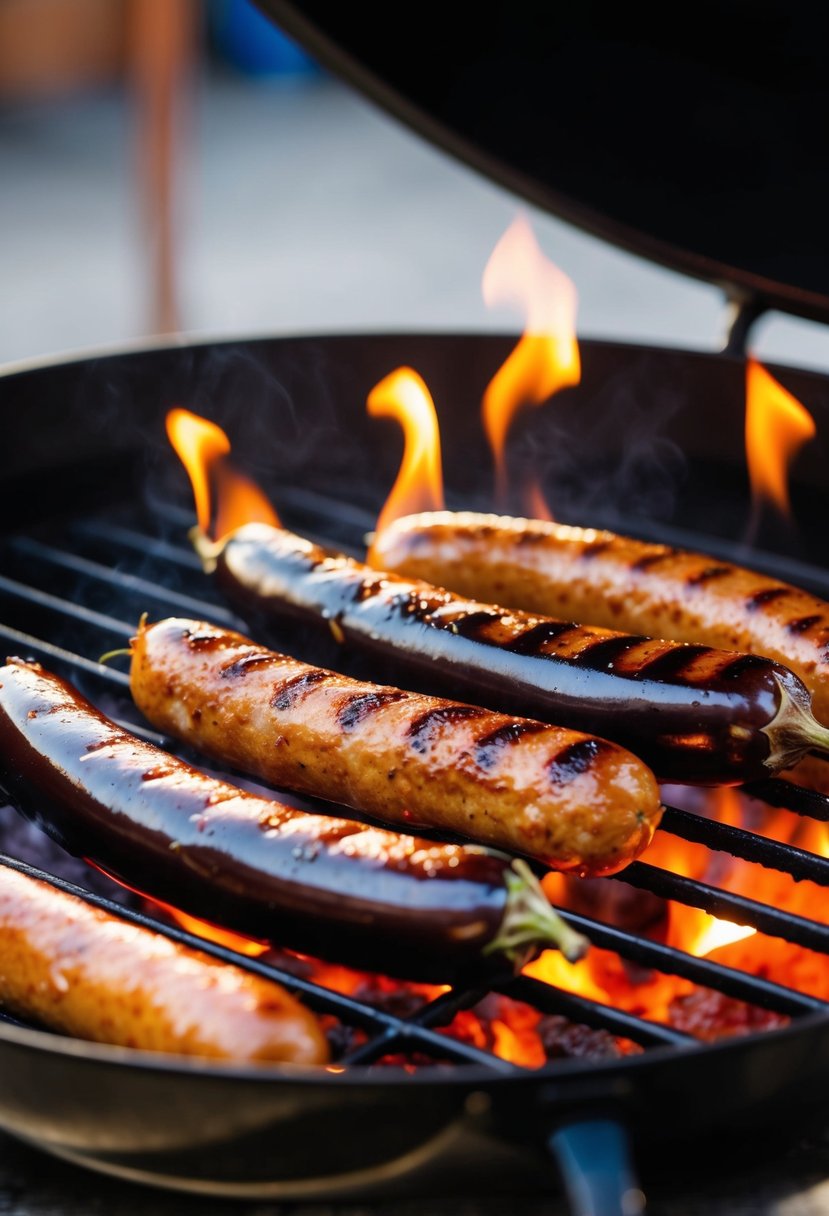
481;213;580;507
745;358;815;522
367;367;444;535
166;407;279;540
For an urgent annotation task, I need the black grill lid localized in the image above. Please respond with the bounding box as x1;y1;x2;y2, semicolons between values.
257;1;829;328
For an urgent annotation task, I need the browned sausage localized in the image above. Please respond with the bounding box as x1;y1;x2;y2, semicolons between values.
369;510;829;727
129;617;663;878
0;863;329;1064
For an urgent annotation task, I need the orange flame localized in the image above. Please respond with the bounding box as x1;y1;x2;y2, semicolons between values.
745;358;815;521
367;367;444;535
481;214;580;508
166;408;279;540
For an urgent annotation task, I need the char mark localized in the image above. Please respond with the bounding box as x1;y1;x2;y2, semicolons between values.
352;576;387;603
337;691;407;731
746;588;791;611
581;538;613;560
787;614;824;635
475;721;549;770
631;547;676;573
220;653;280;679
718;654;772;682
548;739;606;785
507;621;577;655
271;669;331;711
571;635;648;670
407;705;489;754
687;565;732;587
449;609;501;640
634;643;711;682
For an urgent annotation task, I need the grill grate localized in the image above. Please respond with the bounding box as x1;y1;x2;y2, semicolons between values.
2;487;829;1071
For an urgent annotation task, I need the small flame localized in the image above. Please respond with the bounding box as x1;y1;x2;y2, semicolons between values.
693;916;757;958
368;367;444;535
745;358;815;521
481;214;580;507
166;408;279;540
166;409;229;534
164;906;272;957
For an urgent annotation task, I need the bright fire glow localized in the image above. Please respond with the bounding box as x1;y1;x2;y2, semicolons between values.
693;916;757;957
166;407;279;540
163;906;272;957
166;408;229;534
367;367;444;535
745;358;815;519
481;214;580;506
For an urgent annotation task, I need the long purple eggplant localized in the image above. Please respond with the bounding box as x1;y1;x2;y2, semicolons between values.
200;521;829;786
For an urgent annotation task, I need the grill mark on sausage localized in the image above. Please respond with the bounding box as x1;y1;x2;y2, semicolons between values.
548;739;606;785
787;615;824;634
183;628;224;649
220;653;281;679
581;538;613;559
475;721;550;769
630;548;676;572
270;670;331;711
634;643;711;682
687;565;732;587
571;636;649;670
746;588;791;610
450;610;503;639
406;705;490;754
336;691;407;731
719;654;772;681
506;621;578;655
353;576;387;603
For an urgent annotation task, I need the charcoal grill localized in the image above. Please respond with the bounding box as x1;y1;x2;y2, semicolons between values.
2;332;829;1212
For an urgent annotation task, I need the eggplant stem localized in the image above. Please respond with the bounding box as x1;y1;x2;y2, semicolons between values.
98;648;132;666
189;526;228;574
485;858;589;969
764;675;829;769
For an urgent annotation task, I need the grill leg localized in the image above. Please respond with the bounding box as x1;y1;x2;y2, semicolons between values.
547;1117;645;1216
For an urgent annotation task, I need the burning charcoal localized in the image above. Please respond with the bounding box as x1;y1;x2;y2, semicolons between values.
562;876;667;935
537;1015;638;1060
668;989;790;1041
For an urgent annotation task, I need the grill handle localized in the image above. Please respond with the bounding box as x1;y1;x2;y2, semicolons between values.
548;1117;644;1216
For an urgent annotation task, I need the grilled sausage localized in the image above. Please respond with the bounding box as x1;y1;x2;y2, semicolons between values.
205;523;829;784
0;658;586;981
0;862;329;1064
369;510;829;727
129;617;662;877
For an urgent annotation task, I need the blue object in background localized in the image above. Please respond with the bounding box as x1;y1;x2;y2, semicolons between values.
209;0;320;78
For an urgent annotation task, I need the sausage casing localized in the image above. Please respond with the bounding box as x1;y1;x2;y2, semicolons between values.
369;511;829;727
129;617;662;878
0;658;580;981
0;863;329;1064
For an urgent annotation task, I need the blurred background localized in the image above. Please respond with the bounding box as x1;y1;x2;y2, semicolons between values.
1;0;828;371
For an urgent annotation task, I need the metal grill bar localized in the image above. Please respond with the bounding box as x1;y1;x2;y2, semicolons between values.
745;779;829;822
500;976;695;1048
7;537;241;628
621;862;829;953
658;805;829;885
